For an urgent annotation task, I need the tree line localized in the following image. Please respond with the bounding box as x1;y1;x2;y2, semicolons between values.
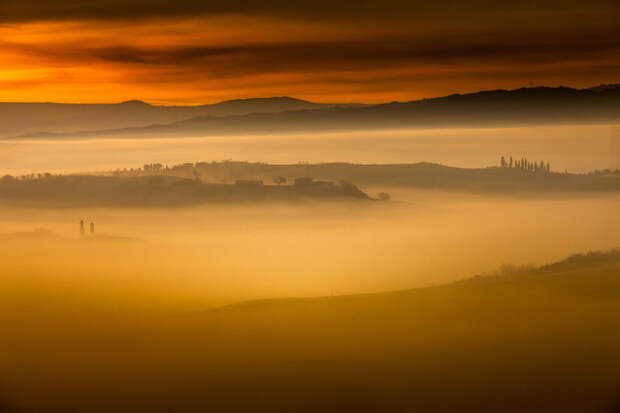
500;155;551;173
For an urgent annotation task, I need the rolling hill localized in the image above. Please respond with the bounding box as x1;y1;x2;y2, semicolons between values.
171;249;620;412
0;97;364;138
113;161;620;194
9;85;620;140
3;249;619;412
0;174;371;207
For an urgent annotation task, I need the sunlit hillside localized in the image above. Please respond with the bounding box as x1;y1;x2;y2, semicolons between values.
2;250;619;412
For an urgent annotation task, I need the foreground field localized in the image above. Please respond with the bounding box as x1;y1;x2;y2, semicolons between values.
2;250;620;412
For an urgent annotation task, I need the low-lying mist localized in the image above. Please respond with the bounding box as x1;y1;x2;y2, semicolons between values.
1;189;618;316
1;124;618;175
1;188;619;412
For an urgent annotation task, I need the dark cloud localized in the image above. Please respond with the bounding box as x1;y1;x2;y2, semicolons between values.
0;0;618;22
4;31;618;78
1;0;618;102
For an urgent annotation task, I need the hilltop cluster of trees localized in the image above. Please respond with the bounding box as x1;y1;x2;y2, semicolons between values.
2;160;619;195
2;172;57;182
500;155;551;173
588;168;620;176
110;161;301;185
111;161;245;179
111;162;170;177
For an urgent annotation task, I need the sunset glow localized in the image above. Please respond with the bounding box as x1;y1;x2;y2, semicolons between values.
1;1;619;104
1;2;620;412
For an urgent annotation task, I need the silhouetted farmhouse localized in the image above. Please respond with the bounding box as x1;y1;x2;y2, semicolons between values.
294;177;314;186
273;176;287;185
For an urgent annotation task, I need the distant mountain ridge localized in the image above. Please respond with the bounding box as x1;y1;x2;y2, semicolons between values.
0;96;364;138
3;85;620;139
586;84;620;92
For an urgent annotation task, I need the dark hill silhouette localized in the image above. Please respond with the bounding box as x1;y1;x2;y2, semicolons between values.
119;99;151;106
0;175;370;207
116;161;620;193
217;250;620;311
0;97;363;138
169;249;620;413
208;96;346;113
4;162;616;208
6;249;618;412
10;85;620;140
587;84;620;92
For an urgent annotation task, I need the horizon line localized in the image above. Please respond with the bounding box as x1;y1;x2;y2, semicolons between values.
1;82;618;107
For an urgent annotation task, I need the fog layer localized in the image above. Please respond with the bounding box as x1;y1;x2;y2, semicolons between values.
1;190;618;312
0;192;619;412
1;124;619;175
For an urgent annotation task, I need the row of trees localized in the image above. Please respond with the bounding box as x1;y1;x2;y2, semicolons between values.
2;172;55;181
500;156;551;173
589;168;620;176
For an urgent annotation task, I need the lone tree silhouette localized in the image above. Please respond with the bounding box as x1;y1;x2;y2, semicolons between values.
273;176;287;185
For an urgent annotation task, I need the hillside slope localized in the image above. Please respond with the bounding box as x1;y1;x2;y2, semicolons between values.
115;161;620;193
0;174;371;207
4;250;619;412
167;250;620;412
0;97;363;138
14;86;620;139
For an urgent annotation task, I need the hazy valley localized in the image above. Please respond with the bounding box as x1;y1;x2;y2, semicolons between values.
1;89;619;413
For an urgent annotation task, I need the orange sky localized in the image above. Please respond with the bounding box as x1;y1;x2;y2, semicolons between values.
1;1;619;104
